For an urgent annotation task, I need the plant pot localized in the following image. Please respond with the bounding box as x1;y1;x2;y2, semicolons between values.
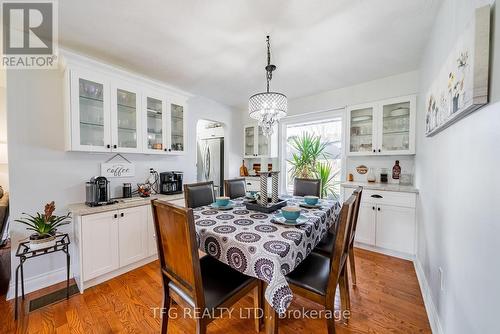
29;233;56;250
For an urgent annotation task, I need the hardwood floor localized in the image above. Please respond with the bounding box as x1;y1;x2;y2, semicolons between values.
0;248;431;333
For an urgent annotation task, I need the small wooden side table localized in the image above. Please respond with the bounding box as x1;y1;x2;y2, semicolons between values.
14;233;70;319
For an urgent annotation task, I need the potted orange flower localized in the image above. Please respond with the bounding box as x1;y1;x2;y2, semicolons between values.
15;201;70;250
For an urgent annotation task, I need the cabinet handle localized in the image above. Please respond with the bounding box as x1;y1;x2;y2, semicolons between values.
114;214;117;219
107;144;111;149
378;149;381;153
168;148;172;152
372;149;376;153
371;194;383;199
121;212;124;217
164;148;167;151
378;207;381;211
372;206;375;210
113;144;117;149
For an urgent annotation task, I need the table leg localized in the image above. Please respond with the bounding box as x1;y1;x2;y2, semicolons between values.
262;283;278;334
66;251;70;299
14;264;21;320
20;263;25;299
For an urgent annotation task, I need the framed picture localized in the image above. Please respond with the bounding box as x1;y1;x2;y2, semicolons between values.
425;5;491;137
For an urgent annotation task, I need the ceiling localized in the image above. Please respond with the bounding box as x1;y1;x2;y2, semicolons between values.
59;0;442;108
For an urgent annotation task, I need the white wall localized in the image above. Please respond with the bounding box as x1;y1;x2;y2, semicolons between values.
5;58;242;297
415;1;500;333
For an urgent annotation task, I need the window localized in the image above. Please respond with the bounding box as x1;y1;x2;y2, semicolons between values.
282;116;343;198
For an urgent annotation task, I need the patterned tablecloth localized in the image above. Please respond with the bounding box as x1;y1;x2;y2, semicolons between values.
193;196;341;315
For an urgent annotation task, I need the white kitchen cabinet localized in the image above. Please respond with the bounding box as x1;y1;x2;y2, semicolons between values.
111;83;142;153
69;69;112;152
118;206;148;266
244;125;278;158
347;95;416;156
81;211;119;281
354;203;377;245
147;205;158;257
64;58;188;155
375;204;416;254
168;99;186;154
343;186;417;258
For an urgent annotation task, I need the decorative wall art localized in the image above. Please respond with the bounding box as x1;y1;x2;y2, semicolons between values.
425;5;490;137
100;154;135;178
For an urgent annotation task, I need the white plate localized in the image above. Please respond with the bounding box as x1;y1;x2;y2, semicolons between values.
271;213;309;226
390;108;409;117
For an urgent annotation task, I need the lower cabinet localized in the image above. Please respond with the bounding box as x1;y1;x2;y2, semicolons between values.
147;205;158;257
355;203;377;245
81;211;119;281
344;187;417;257
81;205;150;281
375;204;415;254
118;206;148;267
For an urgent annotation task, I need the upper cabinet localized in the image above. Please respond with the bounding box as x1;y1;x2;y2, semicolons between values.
65;61;187;155
244;124;278;158
347;95;416;156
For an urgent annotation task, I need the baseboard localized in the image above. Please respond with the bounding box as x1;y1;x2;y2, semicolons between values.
354;242;415;261
6;267;69;301
414;258;444;334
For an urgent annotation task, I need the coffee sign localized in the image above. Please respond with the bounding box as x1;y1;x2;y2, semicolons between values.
101;162;135;178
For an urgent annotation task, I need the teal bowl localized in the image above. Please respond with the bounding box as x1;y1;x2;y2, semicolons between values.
281;206;301;221
215;196;230;206
304;196;319;205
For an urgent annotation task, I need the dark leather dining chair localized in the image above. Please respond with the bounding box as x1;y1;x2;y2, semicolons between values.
293;178;321;197
313;187;363;286
152;200;262;334
224;178;246;199
184;181;216;208
285;193;357;334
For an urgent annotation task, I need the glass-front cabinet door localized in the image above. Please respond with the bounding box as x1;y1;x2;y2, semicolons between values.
378;95;416;155
111;85;141;153
348;105;376;155
70;70;111;152
257;127;269;156
169;102;185;153
143;93;167;153
244;126;256;157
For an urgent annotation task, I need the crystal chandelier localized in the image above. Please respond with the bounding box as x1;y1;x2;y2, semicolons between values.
248;36;287;137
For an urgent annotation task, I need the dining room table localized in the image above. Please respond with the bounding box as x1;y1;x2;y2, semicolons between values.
192;195;341;333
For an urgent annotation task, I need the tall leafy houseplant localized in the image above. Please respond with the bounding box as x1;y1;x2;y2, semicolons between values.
287;133;330;178
287;133;340;199
16;201;70;250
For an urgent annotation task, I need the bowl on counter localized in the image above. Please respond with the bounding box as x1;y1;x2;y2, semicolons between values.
281;206;301;221
215;196;230;206
304;196;319;205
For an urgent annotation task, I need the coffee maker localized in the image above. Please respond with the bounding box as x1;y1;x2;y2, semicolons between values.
160;172;183;195
86;176;114;207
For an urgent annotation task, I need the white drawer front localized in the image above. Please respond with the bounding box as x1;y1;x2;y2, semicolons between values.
362;189;416;208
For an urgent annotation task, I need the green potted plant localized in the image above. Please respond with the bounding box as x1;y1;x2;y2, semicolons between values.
287;133;341;199
15;201;70;250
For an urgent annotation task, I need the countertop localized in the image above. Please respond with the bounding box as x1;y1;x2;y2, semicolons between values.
68;193;185;216
341;181;419;193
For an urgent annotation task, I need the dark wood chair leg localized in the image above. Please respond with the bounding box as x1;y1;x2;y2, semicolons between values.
254;283;264;332
348;246;357;286
339;266;350;324
195;319;207;334
161;288;171;334
326;298;336;334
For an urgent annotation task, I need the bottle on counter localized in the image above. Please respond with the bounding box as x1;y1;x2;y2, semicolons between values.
392;160;401;180
240;160;249;177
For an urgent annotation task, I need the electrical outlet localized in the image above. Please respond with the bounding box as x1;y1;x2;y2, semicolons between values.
438;267;444;291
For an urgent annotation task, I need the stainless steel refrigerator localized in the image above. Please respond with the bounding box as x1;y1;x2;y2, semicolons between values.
197;137;224;196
